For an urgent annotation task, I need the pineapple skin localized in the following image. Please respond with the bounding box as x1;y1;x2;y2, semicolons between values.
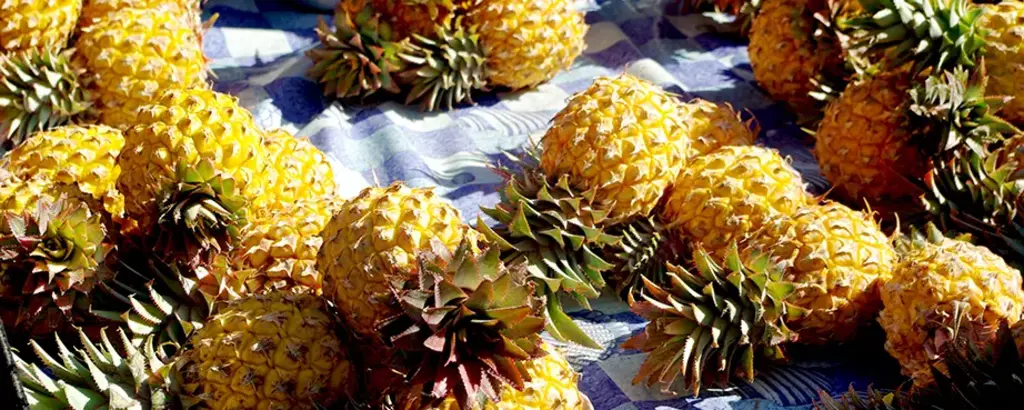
3;125;126;220
979;2;1024;126
178;293;353;410
0;0;81;52
260;129;337;212
757;201;896;344
371;0;456;39
79;0;202;29
540;74;691;221
880;238;1024;387
679;99;756;157
317;182;465;338
117;88;270;232
814;71;926;204
661;145;810;258
468;0;588;90
73;8;209;129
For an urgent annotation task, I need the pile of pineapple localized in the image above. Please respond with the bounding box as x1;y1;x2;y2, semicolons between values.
5;0;1024;409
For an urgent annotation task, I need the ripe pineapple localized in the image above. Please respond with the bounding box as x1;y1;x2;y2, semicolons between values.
370;0;461;39
261;129;337;210
117;88;269;266
0;0;82;52
748;0;854;114
317;182;464;339
175;292;353;410
879;226;1024;387
661;145;810;258
73;7;209;128
539;74;692;221
622;244;802;395
979;2;1024;126
0;50;90;148
467;0;587;90
3;124;126;222
79;0;202;29
753;201;896;344
679;98;757;157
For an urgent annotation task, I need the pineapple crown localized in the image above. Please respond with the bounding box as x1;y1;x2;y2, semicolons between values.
378;238;548;409
307;2;403;99
0;195;110;313
605;214;688;302
15;328;182;410
847;0;986;74
477;148;617;349
396;16;488;112
154;159;246;269
907;63;1019;157
621;243;803;396
0;50;91;149
815;385;907;409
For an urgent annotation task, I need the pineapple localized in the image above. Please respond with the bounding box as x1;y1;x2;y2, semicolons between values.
660;145;810;258
308;1;404;100
73;7;209;128
879;225;1024;387
753;201;896;344
539;74;691;221
370;0;461;39
317;182;464;339
117;88;269;267
622;244;802;395
260;129;337;210
79;0;202;29
0;0;82;52
678;98;757;157
3;124;125;222
175;292;353;409
379;237;590;409
748;0;853;114
979;2;1024;126
467;0;587;90
0;50;90;148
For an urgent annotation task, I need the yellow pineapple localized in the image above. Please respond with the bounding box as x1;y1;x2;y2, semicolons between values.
79;0;201;29
661;145;811;257
3;124;125;221
0;0;82;52
752;201;896;344
880;227;1024;387
73;7;209;128
117;88;269;266
540;74;691;221
814;71;926;204
316;182;465;338
370;0;460;39
176;292;354;410
978;2;1024;126
467;0;588;90
261;129;337;211
678;98;757;157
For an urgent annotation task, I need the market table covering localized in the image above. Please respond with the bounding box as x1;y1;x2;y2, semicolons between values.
202;0;902;408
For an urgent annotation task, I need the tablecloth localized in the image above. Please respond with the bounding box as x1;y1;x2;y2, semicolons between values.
202;1;905;408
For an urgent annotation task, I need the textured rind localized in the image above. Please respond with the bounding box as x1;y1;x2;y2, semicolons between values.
661;145;810;257
179;293;351;410
73;8;209;129
371;0;456;39
880;238;1024;387
261;129;337;211
468;0;587;90
748;0;837;113
540;75;691;221
979;2;1024;126
814;71;925;203
79;0;201;29
117;89;269;232
756;201;896;344
419;344;591;410
0;0;81;52
5;125;126;220
317;183;464;338
679;99;756;157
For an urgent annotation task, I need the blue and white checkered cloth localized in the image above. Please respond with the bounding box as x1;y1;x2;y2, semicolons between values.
203;1;901;408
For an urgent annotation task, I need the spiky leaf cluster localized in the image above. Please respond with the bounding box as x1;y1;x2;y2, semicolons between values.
378;238;547;409
603;215;687;301
0;50;90;149
477;150;617;349
308;3;403;99
815;386;907;409
621;244;802;395
154;159;246;269
907;64;1019;156
848;0;986;74
397;17;487;111
15;328;182;410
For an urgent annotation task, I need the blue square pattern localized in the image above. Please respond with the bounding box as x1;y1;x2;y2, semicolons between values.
203;1;889;409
